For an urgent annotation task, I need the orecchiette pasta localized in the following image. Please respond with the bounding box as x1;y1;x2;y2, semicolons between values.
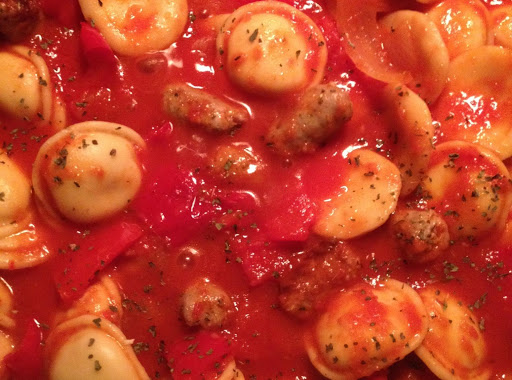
334;0;412;84
380;83;434;196
420;141;512;241
379;10;450;104
218;360;245;380
491;6;512;49
433;46;512;159
416;287;491;380
305;279;429;379
313;149;401;240
0;280;14;330
427;0;491;59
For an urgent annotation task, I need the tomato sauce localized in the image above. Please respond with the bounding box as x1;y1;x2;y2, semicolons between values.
0;0;511;379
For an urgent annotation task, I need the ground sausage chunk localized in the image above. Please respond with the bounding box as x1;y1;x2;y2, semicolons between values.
163;84;249;133
0;0;39;42
279;240;361;319
180;279;233;329
390;209;450;264
267;83;353;155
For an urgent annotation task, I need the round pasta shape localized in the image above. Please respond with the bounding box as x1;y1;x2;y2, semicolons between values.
218;360;245;380
0;330;13;379
0;154;31;239
0;50;40;120
0;153;51;269
216;1;327;95
313;149;401;240
427;0;491;59
0;279;14;330
32;121;146;225
46;314;150;380
492;6;512;49
0;46;66;129
415;287;491;380
381;84;434;197
78;0;188;56
434;46;512;159
305;279;429;380
380;10;449;104
420;141;512;241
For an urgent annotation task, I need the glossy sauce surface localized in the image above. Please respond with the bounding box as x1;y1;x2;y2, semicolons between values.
1;0;512;379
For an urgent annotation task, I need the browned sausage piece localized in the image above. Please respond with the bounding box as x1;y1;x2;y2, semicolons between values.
279;240;361;319
0;0;39;42
390;209;450;264
180;279;233;329
163;84;249;133
267;83;353;155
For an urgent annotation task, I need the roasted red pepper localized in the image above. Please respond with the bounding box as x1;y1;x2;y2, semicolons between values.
40;0;82;27
53;220;143;302
79;22;117;70
4;319;43;380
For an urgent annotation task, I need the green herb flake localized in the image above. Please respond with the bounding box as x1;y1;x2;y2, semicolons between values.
249;29;259;43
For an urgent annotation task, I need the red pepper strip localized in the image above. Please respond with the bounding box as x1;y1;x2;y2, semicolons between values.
79;22;117;70
40;0;82;27
53;221;143;303
4;319;43;380
167;332;231;379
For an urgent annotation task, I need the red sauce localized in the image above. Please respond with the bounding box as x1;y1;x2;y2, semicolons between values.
0;0;511;379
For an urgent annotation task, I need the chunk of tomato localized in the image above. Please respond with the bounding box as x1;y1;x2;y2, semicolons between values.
263;193;317;242
133;165;221;246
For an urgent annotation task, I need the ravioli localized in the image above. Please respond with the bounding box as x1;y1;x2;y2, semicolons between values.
0;152;51;269
32;121;146;224
217;1;327;95
46;315;149;380
0;46;66;129
78;0;188;56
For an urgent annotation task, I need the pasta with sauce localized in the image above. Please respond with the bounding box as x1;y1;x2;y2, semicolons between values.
0;0;510;379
